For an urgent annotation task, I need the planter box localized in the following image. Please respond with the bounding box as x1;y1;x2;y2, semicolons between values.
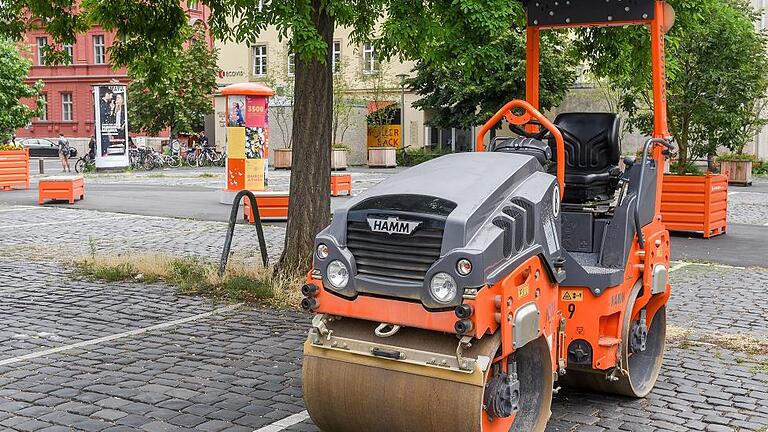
274;148;292;169
243;191;290;221
331;149;348;170
38;175;85;204
0;148;30;191
719;160;752;186
661;173;728;238
368;147;397;168
331;173;352;196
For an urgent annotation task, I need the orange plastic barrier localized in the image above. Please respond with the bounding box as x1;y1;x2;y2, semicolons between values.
660;173;727;238
0;149;30;191
38;176;85;205
330;173;352;197
243;192;290;222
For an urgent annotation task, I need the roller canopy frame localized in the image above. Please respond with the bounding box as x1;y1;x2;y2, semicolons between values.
513;0;671;142
520;0;656;28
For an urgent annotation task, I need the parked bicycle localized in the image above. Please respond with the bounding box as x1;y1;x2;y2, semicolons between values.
74;153;95;173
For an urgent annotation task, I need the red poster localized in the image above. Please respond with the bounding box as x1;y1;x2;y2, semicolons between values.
246;96;267;128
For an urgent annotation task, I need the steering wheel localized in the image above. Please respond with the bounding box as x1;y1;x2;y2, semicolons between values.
508;120;550;140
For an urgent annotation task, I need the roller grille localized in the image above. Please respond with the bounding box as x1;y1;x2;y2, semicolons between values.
346;218;444;282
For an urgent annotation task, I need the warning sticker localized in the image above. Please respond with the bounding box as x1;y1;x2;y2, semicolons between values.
561;290;584;302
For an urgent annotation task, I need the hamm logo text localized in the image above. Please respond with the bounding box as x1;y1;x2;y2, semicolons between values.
366;217;422;235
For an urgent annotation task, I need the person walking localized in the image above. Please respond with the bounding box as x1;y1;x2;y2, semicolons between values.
57;133;72;173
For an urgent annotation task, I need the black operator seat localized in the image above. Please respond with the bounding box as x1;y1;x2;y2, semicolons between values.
552;112;622;203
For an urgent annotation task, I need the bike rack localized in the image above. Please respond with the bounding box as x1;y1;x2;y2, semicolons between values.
219;190;269;276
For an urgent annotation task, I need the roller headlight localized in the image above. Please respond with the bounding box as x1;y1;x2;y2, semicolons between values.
430;272;458;303
317;244;329;259
326;260;349;289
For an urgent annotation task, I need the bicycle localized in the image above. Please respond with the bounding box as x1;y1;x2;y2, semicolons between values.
196;146;222;167
74;153;95;173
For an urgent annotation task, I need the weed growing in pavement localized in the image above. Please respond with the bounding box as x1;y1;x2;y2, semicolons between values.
751;359;768;374
74;253;302;307
88;236;97;261
666;326;768;356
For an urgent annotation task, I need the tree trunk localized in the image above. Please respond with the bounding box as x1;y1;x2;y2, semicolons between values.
276;1;334;276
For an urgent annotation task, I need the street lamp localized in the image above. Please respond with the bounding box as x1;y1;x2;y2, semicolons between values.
396;73;408;149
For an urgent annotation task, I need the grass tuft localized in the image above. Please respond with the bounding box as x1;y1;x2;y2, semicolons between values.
74;254;303;307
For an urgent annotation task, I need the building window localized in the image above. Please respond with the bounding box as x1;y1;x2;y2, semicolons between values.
363;43;378;74
252;45;267;76
63;43;74;64
287;52;295;76
61;93;73;121
332;41;341;74
39;94;48;121
93;35;105;64
36;37;48;65
187;0;199;10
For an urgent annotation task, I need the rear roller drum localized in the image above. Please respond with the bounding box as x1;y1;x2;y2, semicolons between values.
561;281;667;397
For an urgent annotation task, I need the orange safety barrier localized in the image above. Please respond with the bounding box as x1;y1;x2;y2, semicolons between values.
0;149;30;191
660;173;728;238
330;173;352;197
243;192;290;222
38;176;85;205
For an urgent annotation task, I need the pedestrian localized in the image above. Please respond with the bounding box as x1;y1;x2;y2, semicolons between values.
57;133;71;173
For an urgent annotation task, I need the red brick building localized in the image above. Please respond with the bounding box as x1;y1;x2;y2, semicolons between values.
16;3;212;145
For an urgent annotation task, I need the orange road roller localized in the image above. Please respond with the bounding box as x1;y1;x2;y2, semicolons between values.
301;1;677;430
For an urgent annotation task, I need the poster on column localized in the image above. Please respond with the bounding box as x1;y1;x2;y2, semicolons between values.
226;127;246;190
227;96;246;127
93;84;130;169
245;159;265;191
245;96;267;127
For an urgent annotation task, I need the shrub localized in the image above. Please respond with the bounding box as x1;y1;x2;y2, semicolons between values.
397;146;450;167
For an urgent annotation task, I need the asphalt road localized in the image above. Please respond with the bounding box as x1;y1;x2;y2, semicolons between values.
2;164;766;267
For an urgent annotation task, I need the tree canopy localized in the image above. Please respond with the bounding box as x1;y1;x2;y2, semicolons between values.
128;30;218;137
410;29;577;130
576;0;768;173
0;38;42;142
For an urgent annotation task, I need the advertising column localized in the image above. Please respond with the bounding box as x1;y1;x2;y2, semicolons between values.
93;84;130;169
221;83;274;193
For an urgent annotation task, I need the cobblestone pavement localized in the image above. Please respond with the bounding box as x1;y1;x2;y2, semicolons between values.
2;189;767;431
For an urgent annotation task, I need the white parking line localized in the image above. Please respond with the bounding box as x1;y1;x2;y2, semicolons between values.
668;262;691;273
669;261;746;271
0;206;44;213
0;304;241;367
254;411;310;432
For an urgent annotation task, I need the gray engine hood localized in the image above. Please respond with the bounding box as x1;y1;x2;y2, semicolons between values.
332;152;541;250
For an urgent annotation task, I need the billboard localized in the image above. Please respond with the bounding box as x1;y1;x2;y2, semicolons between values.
93;84;130;169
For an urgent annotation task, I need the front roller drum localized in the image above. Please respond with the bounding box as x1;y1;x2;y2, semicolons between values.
302;318;553;432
